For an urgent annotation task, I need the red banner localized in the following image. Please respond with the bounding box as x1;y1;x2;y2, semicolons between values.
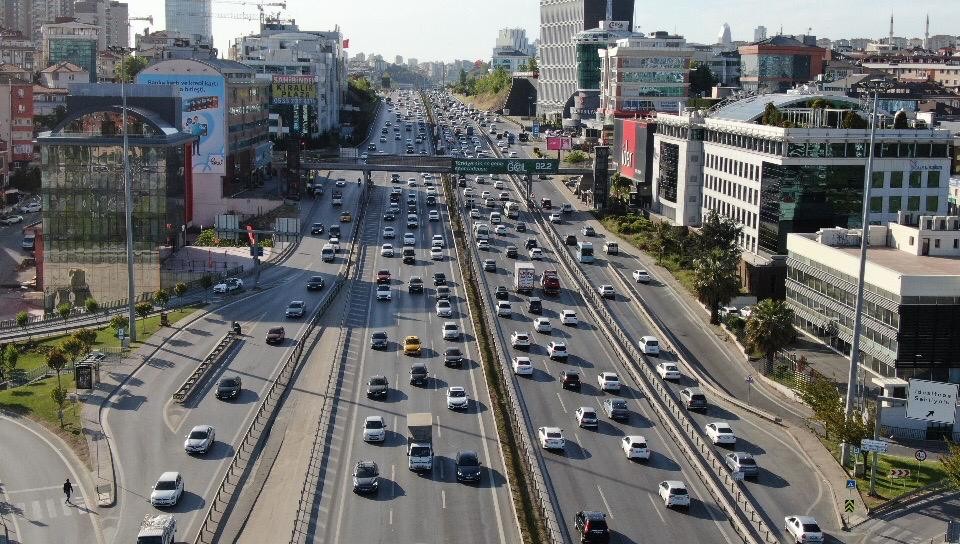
546;136;572;151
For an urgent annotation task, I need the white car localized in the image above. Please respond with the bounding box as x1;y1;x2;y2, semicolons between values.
510;331;530;348
494;225;507;235
621;435;650;460
598;285;615;299
597;372;621;392
739;306;753;319
430;247;443;260
529;248;543;260
425;186;437;195
150;472;184;507
18;202;41;213
183;425;215;454
431;235;445;248
406;177;417;186
403;232;416;246
538;426;565;450
376;284;391;301
463;188;476;197
481;191;491;200
383;226;395;238
428;210;440;222
436;299;453;317
632;269;652;283
508;151;518;158
335;178;346;187
446;386;469;410
784;516;824;544
212;277;243;294
496;301;512;317
547;341;568;360
574;407;598;428
362;415;386;442
549;213;561;223
533;318;552;333
442;321;460;340
381;243;395;257
658;480;690;509
493;180;505;189
477;239;490;250
705;422;737;445
512;356;533;375
470;208;481;219
656;362;681;380
560;310;578;326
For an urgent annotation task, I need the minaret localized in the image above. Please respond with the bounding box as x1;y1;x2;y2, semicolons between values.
606;0;613;22
923;14;930;50
889;12;894;42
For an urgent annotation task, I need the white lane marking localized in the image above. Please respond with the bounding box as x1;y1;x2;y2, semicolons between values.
389;509;393;525
3;484;62;494
435;414;441;438
597;485;614;518
648;493;666;523
441;489;447;509
555;392;569;413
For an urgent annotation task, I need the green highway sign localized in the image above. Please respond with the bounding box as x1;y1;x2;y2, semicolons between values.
453;158;559;175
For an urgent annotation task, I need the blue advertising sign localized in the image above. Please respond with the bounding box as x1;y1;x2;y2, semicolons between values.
532;121;540;136
136;73;227;175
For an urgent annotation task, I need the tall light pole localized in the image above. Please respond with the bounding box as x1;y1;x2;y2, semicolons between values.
112;46;138;342
840;91;880;466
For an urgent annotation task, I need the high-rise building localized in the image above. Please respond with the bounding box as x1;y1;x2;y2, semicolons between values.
739;35;827;92
353;52;365;62
407;58;418;68
0;29;36;71
538;0;634;120
2;1;32;39
496;28;534;55
31;0;74;44
74;0;128;49
394;55;403;65
41;19;99;82
753;26;767;42
164;0;212;44
718;23;732;46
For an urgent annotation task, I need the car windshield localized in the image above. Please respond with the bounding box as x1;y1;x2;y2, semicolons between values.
365;420;383;429
546;431;561;439
671;488;688;495
220;378;239;387
407;339;420;345
268;328;283;334
310;276;323;282
155;479;177;490
446;348;461;356
802;523;821;532
355;464;378;478
369;377;387;386
611;400;626;408
666;365;678;371
449;390;465;397
457;453;479;466
716;425;733;433
565;374;579;381
737;457;757;465
410;446;431;457
373;332;387;339
189;429;208;439
631;442;647;449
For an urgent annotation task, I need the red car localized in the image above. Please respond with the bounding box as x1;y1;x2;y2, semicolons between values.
376;270;391;284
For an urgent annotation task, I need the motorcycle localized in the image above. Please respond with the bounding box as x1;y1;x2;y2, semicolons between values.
232;321;241;335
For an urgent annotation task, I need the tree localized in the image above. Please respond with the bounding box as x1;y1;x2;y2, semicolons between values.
810;98;828;110
745;299;795;364
650;220;674;265
842;110;869;129
199;275;214;290
73;328;97;350
194;229;218;246
135;302;153;334
564;150;589;164
941;441;960;489
1;344;18;383
526;58;538;72
84;298;100;314
109;314;129;334
697;210;742;255
693;248;742;324
61;336;86;368
799;375;843;439
16;311;28;329
115;55;149;82
761;103;782;126
893;110;908;129
154;289;170;308
46;347;67;389
609;172;632;205
51;386;69;428
174;282;187;305
689;63;718;96
57;302;72;320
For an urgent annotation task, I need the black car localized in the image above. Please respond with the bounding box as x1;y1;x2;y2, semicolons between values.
366;375;388;398
216;376;242;399
352;460;380;494
559;371;581;390
574;511;610;544
383;212;396;222
410;363;428;385
444;347;464;367
433;272;447;286
370;331;388;349
409;276;424;293
495;286;509;300
455;450;482;483
525;238;538;250
310;223;324;235
483;259;496;272
516;223;526;233
528;297;542;314
329;225;341;238
505;245;518;258
306;275;325;290
565;234;577;246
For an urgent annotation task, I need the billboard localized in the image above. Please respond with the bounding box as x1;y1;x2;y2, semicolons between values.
137;73;226;175
272;75;318;106
546;137;573;151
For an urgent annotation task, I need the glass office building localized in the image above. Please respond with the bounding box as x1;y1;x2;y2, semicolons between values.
39;105;193;310
164;0;212;44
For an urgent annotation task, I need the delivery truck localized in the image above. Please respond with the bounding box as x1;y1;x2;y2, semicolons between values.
406;412;434;471
514;263;536;294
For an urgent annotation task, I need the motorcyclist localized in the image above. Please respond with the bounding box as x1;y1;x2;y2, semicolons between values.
232;321;241;335
357;177;362;185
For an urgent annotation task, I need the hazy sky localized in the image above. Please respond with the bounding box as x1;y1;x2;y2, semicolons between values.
135;0;960;62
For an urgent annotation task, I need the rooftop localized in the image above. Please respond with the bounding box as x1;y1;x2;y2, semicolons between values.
711;92;871;122
834;245;960;276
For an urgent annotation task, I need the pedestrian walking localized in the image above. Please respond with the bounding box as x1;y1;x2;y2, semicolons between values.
63;478;73;504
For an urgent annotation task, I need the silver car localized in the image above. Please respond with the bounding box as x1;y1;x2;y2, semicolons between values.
183;425;215;454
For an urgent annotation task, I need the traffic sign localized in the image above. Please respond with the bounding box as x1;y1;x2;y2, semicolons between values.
860;438;889;453
844;499;855;512
852;446;861;455
906;379;958;424
452;158;559;175
889;469;911;479
915;449;927;462
745;375;754;384
846;479;857;489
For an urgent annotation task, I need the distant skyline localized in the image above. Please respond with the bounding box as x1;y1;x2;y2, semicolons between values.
136;0;960;62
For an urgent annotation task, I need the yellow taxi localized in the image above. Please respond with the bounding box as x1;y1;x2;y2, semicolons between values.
403;335;422;356
339;212;353;223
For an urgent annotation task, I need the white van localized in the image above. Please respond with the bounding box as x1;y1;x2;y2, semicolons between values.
321;244;335;262
473;223;489;238
489;211;502;224
504;201;519;219
639;336;660;356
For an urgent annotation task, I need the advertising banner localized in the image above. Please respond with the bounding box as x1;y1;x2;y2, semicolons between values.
137;73;226;175
546;137;573;151
272;75;318;106
619;122;638;179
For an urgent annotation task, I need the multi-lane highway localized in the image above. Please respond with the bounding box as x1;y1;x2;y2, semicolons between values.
309;90;518;543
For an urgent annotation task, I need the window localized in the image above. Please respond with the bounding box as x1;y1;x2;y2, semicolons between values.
908;196;920;211
909;171;922;188
934;239;940;248
870;196;883;213
888;196;902;213
871;171;884;188
909;236;915;246
954;239;958;249
927;171;941;188
925;196;939;212
890;171;903;188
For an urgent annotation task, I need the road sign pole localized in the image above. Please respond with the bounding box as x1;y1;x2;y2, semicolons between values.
869;394;881;496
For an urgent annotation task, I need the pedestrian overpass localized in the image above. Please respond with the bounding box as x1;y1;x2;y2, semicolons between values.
300;154;593;177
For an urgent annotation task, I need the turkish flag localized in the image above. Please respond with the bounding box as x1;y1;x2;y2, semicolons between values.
343;39;349;49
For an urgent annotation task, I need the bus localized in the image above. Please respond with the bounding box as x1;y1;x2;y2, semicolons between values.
576;242;594;264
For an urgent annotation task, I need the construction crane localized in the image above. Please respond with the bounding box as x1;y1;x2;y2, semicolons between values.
213;1;286;24
125;15;154;49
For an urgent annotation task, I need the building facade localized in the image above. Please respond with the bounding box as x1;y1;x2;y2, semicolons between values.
0;29;36;71
39;61;90;88
164;0;212;44
738;35;826;92
41;19;99;82
38;83;194;309
491;47;532;73
31;0;75;44
538;0;634;119
862;59;960;93
786;218;960;385
0;76;34;176
134;29;216;62
74;0;129;49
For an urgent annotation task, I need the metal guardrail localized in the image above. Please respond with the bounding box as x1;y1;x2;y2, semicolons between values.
192;184;368;544
171;333;240;404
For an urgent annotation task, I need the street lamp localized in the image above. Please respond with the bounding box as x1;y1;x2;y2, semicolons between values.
110;45;137;342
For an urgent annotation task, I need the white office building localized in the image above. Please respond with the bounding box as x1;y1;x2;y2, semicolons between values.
164;0;211;44
651;93;954;260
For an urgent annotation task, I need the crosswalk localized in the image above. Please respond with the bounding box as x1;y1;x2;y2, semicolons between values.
857;518;936;544
7;495;92;523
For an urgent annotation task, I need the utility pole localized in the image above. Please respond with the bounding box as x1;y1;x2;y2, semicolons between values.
113;45;138;342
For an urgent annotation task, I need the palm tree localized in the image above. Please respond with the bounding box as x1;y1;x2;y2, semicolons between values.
745;299;795;364
693;248;741;324
609;172;632;205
